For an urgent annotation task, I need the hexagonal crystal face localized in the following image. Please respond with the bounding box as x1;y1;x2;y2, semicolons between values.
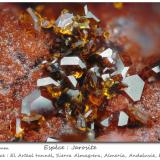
21;89;54;115
122;75;145;102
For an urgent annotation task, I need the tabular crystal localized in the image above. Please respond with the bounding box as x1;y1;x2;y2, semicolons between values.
152;65;160;73
21;89;54;115
112;55;129;79
84;5;100;22
67;75;78;88
60;56;86;69
122;75;145;102
37;77;60;87
55;12;74;28
100;48;115;64
118;111;129;126
46;137;59;142
100;115;112;127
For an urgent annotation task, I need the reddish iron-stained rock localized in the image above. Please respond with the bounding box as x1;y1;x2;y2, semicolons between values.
0;4;52;141
0;3;160;142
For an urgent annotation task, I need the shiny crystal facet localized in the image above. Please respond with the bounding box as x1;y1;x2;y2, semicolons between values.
87;130;95;141
21;89;54;115
90;122;95;130
37;77;60;87
101;74;110;81
112;55;129;79
100;48;115;63
41;60;48;64
84;5;100;22
90;66;100;76
118;111;129;126
67;89;80;99
16;118;23;136
67;75;78;87
84;109;93;118
77;115;86;129
60;56;86;69
46;137;59;142
55;13;74;28
122;75;145;102
100;116;112;127
51;59;57;64
152;65;160;73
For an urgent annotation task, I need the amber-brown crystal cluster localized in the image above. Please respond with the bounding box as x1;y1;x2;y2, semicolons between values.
18;5;153;141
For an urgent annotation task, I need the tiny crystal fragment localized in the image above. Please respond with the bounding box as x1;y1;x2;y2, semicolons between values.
90;122;95;130
101;74;110;81
112;55;129;79
67;75;78;88
67;89;80;99
55;12;74;28
37;77;60;87
100;48;115;63
47;137;59;142
60;57;86;69
84;109;93;118
90;66;100;77
118;111;129;127
15;118;24;138
51;59;58;64
27;7;41;31
41;18;54;29
77;115;86;131
87;130;95;141
122;75;145;102
42;60;48;64
152;65;160;73
100;115;112;127
84;5;100;22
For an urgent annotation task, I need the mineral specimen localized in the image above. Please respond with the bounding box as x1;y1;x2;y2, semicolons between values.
17;5;151;141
